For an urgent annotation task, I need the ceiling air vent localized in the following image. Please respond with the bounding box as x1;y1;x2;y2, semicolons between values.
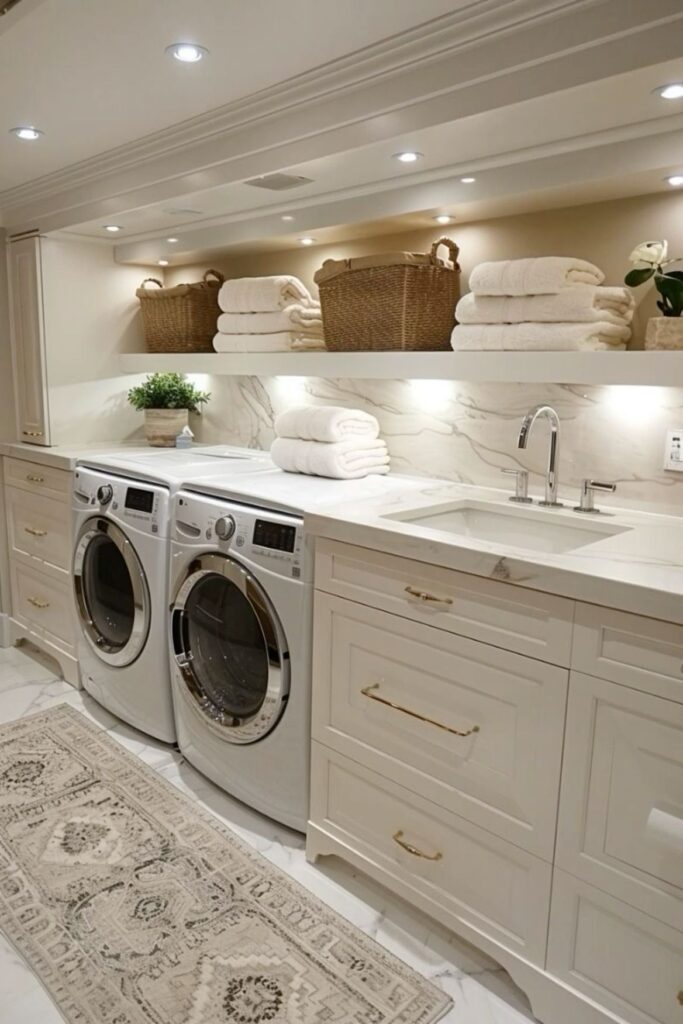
244;174;313;191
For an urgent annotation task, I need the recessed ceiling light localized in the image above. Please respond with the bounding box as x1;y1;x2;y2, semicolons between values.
10;126;44;141
281;215;295;222
394;151;422;163
299;237;316;246
460;176;476;183
103;225;122;233
166;237;179;243
166;43;208;63
666;174;683;187
655;83;683;100
434;215;452;225
158;259;170;266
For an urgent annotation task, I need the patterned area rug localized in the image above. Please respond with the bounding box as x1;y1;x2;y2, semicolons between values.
0;705;451;1024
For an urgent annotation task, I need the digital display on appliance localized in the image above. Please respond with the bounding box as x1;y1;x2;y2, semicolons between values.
253;519;296;553
125;487;154;514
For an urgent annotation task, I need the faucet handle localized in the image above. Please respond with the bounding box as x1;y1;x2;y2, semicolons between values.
574;479;616;514
502;468;533;504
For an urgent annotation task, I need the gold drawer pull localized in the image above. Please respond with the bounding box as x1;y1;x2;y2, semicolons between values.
393;830;442;861
22;430;44;438
404;585;453;606
361;683;480;737
27;596;50;609
24;526;47;537
26;474;44;484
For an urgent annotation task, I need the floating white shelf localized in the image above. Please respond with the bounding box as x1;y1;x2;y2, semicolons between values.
118;351;683;386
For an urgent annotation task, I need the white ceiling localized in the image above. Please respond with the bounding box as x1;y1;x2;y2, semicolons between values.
58;57;683;262
0;0;459;194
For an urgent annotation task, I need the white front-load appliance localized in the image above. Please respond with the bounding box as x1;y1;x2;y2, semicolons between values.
169;489;312;831
71;447;273;742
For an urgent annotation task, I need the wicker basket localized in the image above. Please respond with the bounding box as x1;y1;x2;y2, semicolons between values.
136;270;224;353
314;238;460;352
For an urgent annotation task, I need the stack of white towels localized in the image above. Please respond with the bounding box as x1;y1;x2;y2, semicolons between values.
214;275;326;352
271;405;390;479
451;257;634;351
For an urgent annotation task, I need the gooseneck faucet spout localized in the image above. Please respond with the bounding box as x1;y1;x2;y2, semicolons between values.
517;404;563;507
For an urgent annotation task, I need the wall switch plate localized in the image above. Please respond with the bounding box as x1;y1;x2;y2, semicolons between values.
663;428;683;472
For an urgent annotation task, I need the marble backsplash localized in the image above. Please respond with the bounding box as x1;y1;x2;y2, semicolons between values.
191;376;683;517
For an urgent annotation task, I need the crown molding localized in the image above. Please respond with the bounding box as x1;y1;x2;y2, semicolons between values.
2;0;682;233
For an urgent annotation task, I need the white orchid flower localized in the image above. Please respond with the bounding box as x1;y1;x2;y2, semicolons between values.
628;240;668;265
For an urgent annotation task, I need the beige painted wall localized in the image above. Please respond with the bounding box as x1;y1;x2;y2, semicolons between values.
167;189;683;349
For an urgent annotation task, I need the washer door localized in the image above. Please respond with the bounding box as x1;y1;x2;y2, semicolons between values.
73;518;150;667
172;553;290;744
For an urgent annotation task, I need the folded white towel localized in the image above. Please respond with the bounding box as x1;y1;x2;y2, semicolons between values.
217;304;323;336
450;321;630;352
275;405;380;443
469;258;604;296
218;276;315;313
455;287;634;327
270;437;390;479
212;332;326;353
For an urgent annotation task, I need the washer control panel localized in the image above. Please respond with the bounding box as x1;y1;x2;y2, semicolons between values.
174;491;307;580
74;468;169;537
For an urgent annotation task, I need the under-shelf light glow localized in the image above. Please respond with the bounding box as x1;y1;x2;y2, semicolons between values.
394;151;422;164
409;378;453;413
299;237;316;246
166;43;208;63
460;176;476;183
158;259;169;266
10;126;44;140
104;225;122;233
603;386;665;421
434;215;452;225
666;175;683;187
655;83;683;100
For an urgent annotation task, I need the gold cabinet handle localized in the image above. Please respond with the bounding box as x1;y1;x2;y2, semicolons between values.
404;585;453;606
24;526;47;537
25;474;44;484
22;430;44;438
392;830;442;861
361;684;480;737
27;596;50;609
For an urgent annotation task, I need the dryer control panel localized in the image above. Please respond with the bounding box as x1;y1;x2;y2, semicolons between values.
174;491;309;582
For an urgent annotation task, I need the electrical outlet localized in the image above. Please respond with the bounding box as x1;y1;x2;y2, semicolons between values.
663;428;683;472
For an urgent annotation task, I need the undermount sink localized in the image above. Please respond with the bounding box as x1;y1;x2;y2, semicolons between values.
383;500;630;554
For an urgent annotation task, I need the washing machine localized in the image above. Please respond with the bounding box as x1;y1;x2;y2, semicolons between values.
168;469;420;831
169;487;313;831
71;447;273;742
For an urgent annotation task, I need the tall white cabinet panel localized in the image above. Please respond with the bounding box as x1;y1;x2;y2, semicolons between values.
7;235;50;445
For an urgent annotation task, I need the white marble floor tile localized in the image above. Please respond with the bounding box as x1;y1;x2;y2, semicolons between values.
0;645;539;1024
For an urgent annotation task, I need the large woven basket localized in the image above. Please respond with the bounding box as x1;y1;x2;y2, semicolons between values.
314;238;460;351
136;270;224;353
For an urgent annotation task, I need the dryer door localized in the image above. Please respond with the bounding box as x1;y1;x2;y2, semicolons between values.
73;518;150;667
172;553;290;744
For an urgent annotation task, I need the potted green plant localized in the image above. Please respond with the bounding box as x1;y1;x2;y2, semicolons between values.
127;373;210;447
625;240;683;349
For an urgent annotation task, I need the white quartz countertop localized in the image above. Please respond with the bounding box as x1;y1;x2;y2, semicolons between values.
0;441;153;471
306;479;683;624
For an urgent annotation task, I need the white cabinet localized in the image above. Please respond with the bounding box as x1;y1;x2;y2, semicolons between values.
6;235;50;446
308;537;683;1024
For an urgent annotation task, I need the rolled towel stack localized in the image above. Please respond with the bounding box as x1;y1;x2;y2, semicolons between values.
451;258;633;351
271;405;390;479
214;276;326;352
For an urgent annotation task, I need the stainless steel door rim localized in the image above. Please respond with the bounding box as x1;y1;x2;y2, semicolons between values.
73;517;150;667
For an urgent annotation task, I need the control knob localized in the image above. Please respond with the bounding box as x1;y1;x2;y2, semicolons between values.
214;515;236;541
97;484;113;505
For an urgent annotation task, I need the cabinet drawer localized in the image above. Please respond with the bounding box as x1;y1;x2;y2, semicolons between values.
312;593;567;859
6;485;71;570
557;673;683;929
5;457;70;502
572;603;683;703
547;870;683;1024
10;559;75;650
310;743;551;965
314;539;574;665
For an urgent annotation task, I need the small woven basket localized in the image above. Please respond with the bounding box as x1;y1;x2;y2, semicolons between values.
136;270;224;353
314;238;460;352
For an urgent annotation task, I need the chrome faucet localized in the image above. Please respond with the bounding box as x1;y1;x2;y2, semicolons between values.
517;404;563;507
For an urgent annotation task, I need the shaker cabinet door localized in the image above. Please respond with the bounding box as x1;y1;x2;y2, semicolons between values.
7;235;50;445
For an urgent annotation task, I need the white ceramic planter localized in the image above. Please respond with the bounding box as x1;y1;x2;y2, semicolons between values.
644;316;683;350
144;408;189;447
